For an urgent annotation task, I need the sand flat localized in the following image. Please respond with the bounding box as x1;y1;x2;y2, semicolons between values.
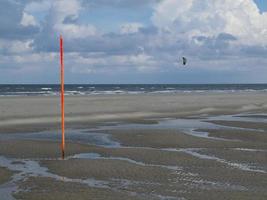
0;93;267;199
108;128;267;149
0;140;93;159
1;92;267;133
197;148;267;169
42;159;175;183
14;177;267;200
199;128;267;143
15;177;145;200
0;167;13;185
206;120;267;130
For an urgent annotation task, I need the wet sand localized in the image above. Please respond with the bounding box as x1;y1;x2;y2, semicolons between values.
200;128;267;143
0;167;13;185
14;177;267;200
197;148;267;171
15;177;145;200
0;93;267;199
207;120;267;130
108;129;267;149
0;140;93;159
1;92;267;133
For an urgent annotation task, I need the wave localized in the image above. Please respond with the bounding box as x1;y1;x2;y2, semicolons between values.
1;84;267;96
41;88;52;90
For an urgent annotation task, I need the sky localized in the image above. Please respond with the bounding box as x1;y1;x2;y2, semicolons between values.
0;0;267;84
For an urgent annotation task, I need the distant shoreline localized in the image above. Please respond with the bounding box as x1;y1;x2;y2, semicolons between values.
0;84;267;97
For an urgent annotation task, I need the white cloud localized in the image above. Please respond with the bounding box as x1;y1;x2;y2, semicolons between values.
50;0;97;39
51;0;81;24
25;0;52;13
54;24;97;39
152;0;267;45
152;0;194;29
0;39;33;53
120;23;144;34
69;51;158;74
125;53;157;72
12;52;57;64
21;12;38;27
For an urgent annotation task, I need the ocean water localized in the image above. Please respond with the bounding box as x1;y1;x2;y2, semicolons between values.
0;84;267;96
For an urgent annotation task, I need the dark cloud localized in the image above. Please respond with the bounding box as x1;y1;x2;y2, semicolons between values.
34;33;142;54
217;33;237;41
63;15;79;24
139;26;158;35
241;45;267;57
33;23;160;55
185;33;238;60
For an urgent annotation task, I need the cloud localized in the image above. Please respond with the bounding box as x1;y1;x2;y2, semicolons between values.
0;0;267;83
48;0;97;39
25;0;52;13
0;0;39;40
84;0;161;8
32;0;98;52
55;24;97;39
21;12;38;26
0;39;33;54
152;0;267;45
68;51;158;74
120;23;144;34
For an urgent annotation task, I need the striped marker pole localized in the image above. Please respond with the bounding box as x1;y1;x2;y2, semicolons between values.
60;35;65;159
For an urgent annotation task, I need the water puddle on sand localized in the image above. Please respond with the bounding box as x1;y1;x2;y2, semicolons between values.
0;178;18;200
163;148;267;174
234;148;267;152
91;113;267;141
0;151;246;200
68;152;247;192
68;152;183;171
0;156;110;200
0;150;201;200
0;130;120;148
0;114;266;146
0;155;197;200
0;113;265;198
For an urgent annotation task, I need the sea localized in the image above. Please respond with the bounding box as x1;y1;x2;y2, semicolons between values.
0;84;267;96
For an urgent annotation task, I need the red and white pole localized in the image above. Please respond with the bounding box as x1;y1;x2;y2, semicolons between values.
60;35;65;159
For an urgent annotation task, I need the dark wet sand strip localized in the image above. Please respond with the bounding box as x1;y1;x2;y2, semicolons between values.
200;128;267;143
42;159;175;183
108;129;267;149
0;167;13;185
15;177;146;200
206;120;267;130
0;140;93;159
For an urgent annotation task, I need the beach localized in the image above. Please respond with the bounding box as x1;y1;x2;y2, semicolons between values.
0;92;267;199
1;0;267;198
